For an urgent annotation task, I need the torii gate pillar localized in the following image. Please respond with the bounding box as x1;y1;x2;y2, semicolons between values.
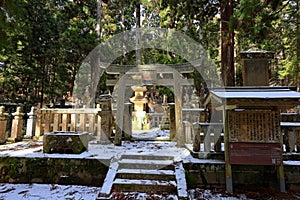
174;72;184;147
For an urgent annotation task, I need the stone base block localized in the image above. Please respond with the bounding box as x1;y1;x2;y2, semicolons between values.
7;136;22;143
43;131;89;154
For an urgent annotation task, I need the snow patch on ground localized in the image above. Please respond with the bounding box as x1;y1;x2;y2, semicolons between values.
132;128;170;139
110;191;179;200
0;183;100;200
0;129;299;199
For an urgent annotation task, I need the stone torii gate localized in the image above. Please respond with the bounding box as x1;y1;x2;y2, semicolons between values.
105;63;195;146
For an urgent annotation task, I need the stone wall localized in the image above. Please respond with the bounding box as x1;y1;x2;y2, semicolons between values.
184;162;300;191
0;156;109;186
0;156;299;191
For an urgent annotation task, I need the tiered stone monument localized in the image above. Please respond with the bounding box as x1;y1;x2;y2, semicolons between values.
130;86;149;130
240;48;274;86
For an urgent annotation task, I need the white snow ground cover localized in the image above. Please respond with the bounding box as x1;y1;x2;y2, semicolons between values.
0;129;299;199
0;183;248;200
0;183;101;200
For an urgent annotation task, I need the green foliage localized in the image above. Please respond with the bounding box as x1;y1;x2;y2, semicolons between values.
0;0;98;108
1;0;300;108
234;0;281;49
234;0;300;87
157;86;173;99
276;0;300;87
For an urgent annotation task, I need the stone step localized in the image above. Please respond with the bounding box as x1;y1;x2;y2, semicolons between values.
113;178;177;193
174;162;188;199
121;154;174;161
131;136;171;141
98;155;188;199
116;168;175;180
118;159;175;170
97;161;118;199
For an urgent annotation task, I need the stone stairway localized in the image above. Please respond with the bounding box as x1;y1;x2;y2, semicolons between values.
97;154;188;200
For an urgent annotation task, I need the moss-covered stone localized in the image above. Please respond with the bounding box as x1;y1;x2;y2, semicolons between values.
43;131;89;154
0;157;26;182
0;156;109;186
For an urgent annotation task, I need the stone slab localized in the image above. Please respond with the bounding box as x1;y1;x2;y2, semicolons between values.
43;131;89;154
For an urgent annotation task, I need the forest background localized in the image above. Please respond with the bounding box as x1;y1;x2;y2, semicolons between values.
0;0;299;111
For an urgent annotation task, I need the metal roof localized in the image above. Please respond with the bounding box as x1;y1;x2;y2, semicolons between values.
204;87;300;109
209;87;300;100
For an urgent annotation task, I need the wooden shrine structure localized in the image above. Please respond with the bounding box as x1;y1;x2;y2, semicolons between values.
204;86;300;193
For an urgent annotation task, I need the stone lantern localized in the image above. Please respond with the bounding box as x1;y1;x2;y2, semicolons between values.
130;86;149;130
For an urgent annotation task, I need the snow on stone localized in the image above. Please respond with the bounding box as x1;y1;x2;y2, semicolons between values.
174;162;188;198
283;160;300;166
113;178;176;186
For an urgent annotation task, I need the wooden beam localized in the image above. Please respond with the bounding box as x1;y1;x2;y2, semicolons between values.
216;105;236;110
224;108;233;193
208;98;300;110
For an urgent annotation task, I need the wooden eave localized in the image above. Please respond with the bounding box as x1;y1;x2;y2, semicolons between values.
204;93;300;110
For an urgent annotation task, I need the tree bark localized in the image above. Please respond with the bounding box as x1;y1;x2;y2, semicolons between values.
96;0;102;39
136;2;141;65
297;0;300;91
220;0;235;86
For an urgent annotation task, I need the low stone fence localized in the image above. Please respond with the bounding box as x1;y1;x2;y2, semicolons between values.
0;105;102;143
33;106;101;138
0;105;300;154
0;106;25;143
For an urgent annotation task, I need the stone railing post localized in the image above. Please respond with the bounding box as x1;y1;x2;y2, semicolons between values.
9;107;25;142
98;95;112;144
0;106;8;144
169;103;176;140
159;103;170;130
123;102;132;141
95;104;101;139
183;121;192;143
192;122;201;152
34;108;42;139
182;121;188;143
25;107;37;139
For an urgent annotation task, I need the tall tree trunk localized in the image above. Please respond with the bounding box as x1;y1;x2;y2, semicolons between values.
297;0;300;91
83;0;102;108
136;2;141;65
69;66;77;96
220;0;235;86
96;0;102;39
